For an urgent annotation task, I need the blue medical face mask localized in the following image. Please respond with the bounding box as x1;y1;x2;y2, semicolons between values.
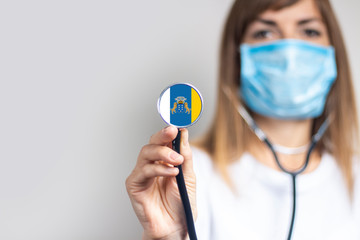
239;39;337;119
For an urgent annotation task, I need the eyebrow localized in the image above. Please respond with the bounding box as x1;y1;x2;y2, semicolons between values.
297;18;321;25
255;17;322;26
256;18;277;26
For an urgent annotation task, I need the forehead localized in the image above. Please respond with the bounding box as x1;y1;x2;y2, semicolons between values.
259;0;322;21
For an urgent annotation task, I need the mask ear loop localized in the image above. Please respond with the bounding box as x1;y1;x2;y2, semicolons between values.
222;86;332;240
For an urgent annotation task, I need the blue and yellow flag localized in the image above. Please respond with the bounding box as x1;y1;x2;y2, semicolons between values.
158;83;202;127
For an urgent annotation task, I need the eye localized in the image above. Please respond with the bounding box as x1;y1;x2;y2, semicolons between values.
252;30;273;39
303;29;321;37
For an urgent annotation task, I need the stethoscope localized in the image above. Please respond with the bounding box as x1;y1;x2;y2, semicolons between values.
158;83;331;240
237;105;331;240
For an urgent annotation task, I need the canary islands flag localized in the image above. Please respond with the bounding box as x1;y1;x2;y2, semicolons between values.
158;83;203;128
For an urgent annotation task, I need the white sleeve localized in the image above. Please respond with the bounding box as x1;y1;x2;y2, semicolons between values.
192;147;214;240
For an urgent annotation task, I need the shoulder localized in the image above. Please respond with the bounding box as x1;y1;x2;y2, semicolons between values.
191;146;215;179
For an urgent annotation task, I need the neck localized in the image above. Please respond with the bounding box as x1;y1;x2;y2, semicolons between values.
248;114;321;173
254;114;312;148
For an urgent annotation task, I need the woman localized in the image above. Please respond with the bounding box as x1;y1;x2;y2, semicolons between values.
126;0;360;239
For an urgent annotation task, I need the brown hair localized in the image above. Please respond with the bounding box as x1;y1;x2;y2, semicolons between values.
196;0;359;195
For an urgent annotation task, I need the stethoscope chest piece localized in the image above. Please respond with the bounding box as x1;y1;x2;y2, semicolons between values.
158;83;203;128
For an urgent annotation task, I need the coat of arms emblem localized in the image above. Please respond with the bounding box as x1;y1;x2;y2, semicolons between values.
171;96;191;114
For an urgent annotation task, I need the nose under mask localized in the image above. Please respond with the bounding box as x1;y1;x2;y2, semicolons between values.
239;39;337;119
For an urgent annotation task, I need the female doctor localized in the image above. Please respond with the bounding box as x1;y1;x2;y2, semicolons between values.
126;0;360;239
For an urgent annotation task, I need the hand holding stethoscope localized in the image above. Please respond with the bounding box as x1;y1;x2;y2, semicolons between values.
126;125;197;239
126;83;203;239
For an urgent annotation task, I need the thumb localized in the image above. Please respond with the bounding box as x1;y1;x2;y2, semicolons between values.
179;128;197;220
179;128;194;175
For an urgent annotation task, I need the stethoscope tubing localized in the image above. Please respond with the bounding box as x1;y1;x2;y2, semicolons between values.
264;137;318;240
239;106;331;240
172;129;197;240
171;105;330;240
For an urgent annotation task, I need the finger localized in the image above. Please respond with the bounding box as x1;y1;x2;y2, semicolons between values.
149;125;178;145
179;128;194;175
138;145;184;166
132;163;179;184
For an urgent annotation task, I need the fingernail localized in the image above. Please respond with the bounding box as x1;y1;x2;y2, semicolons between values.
167;167;179;175
170;152;182;162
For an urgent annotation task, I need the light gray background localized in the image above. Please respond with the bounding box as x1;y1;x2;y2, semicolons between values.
0;0;359;239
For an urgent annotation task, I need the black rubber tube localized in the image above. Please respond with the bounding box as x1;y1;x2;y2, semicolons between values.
287;175;297;240
172;129;197;240
264;139;317;240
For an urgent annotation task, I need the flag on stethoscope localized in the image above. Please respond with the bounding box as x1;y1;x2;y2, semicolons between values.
158;83;203;128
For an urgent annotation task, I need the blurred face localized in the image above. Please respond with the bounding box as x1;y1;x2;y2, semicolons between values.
242;0;330;46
